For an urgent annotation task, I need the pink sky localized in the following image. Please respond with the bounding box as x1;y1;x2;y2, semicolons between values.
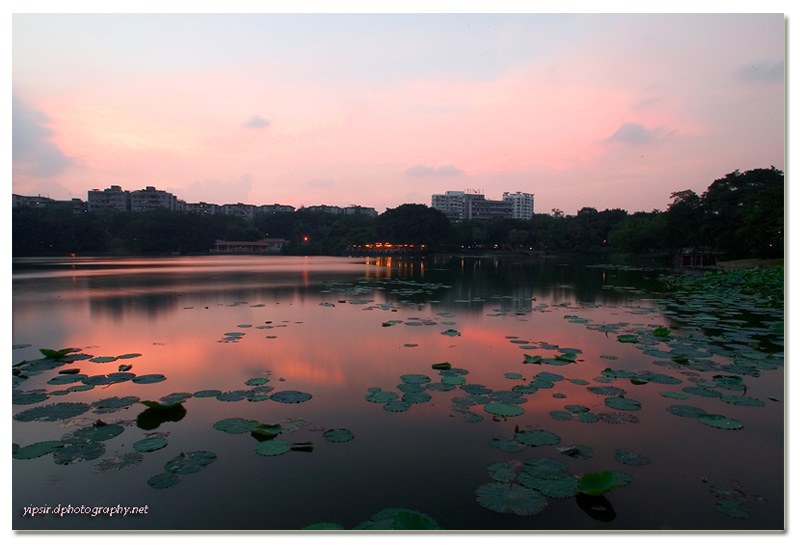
11;11;786;215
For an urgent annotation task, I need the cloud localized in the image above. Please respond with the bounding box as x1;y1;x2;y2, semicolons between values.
12;94;74;177
604;123;667;146
243;115;271;128
178;174;254;204
738;60;784;84
404;164;465;177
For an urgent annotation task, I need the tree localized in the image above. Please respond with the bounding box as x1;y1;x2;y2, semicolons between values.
376;204;455;250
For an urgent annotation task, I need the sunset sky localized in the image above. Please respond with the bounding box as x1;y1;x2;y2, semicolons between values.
11;8;786;215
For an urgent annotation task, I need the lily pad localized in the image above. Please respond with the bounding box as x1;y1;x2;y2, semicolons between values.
604;397;642;411
576;471;618;496
715;499;751;519
12;390;49;405
441;329;461;337
91;396;140;413
487;462;517;482
14;402;91;422
365;389;398;403
13;441;64;460
270;390;312;404
131;374;167;384
515;429;561;446
255;439;290;456
194;389;223;398
518;472;578;498
615;448;651;466
213;417;260;434
148;472;180;489
666;404;709;418
488;437;526;452
164;451;217;473
322;428;354;443
62;424;125;443
53;442;106;465
697;414;744;430
383;400;411;412
133;437;168;453
400;374;431;384
484;403;525;417
475;482;548;516
93;452;144;472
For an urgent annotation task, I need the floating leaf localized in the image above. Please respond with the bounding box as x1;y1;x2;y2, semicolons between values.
148;472;180;489
213;417;260;434
431;362;451;370
587;386;626;397
270;390;313;404
194;389;223;398
91;396;140;413
617;335;638;343
93;452;144;472
697;414;743;430
12;390;49;405
485;403;524;417
255;439;290;456
523;355;542;364
133;437;168;452
131;374;167;384
488;437;525;452
716;499;750;519
487;462;517;482
504;373;523;380
14;402;91;422
323;428;354;443
164;451;217;473
518;472;578;498
720;395;765;407
475;482;548;516
556;445;594;459
615;449;651;466
216;390;251;402
245;378;270;386
383;400;411;412
53;442;106;465
666;405;709;418
441;329;461;337
576;471;618;496
62;424;124;444
13;441;64;460
355;508;442;530
604;397;642;411
89;356;117;363
515;429;561;446
365;389;398;403
400;374;431;384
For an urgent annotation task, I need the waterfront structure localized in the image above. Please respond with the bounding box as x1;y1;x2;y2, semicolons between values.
431;191;468;222
502;192;535;220
210;238;289;254
88;185;131;212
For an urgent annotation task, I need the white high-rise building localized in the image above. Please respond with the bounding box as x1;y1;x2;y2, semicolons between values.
502;192;535;220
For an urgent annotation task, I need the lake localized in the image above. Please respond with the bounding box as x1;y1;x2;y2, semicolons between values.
11;255;784;530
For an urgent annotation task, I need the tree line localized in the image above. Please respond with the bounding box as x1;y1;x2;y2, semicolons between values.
12;167;783;259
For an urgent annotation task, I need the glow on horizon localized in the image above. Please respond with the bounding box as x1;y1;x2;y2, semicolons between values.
12;13;785;214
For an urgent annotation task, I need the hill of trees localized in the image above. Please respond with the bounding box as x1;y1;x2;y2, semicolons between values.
12;167;784;260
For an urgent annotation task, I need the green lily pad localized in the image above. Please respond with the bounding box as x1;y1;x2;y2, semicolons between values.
131;374;167;384
400;374;431;384
53;442;106;465
615;449;651;466
604;397;642;411
93;452;145;472
484;403;524;417
14;402;91;422
515;429;561;446
576;471;618;496
164;451;217;473
270;390;312;404
91;396;140;413
475;482;548;516
504;373;523;380
523;355;542;364
660;391;689;400
720;395;765;407
487;462;517;482
148;472;180;489
12;390;49;405
255;439;290;456
715;499;751;519
518;472;578;498
617;334;638;343
666;404;709;418
488;437;526;452
697;414;744;430
213;417;260;434
133;437;168;453
89;356;118;363
365;389;398;403
47;374;88;385
441;329;461;337
383;400;411;412
216;390;251;402
355;508;442;530
13;441;64;460
245;378;270;386
431;362;451;370
117;353;142;359
62;424;125;443
194;389;223;398
322;428;354;443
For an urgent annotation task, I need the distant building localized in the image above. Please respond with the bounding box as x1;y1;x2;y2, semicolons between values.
305;205;343;215
185;202;220;215
88;185;130;212
221;203;257;219
12;194;55;208
258;204;296;215
431;191;468;222
502;192;535;220
130;186;179;212
432;190;521;222
343;205;377;217
211;238;289;254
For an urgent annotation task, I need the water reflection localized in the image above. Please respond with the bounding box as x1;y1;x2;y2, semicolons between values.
11;255;783;530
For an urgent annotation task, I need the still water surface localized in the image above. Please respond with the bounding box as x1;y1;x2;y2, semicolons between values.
11;255;784;530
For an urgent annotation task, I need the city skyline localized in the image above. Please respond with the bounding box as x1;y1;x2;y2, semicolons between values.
12;11;785;215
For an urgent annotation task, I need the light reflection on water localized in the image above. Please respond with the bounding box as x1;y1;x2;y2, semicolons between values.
11;255;784;530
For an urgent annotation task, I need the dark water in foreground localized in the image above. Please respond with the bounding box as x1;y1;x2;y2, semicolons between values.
11;255;784;530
